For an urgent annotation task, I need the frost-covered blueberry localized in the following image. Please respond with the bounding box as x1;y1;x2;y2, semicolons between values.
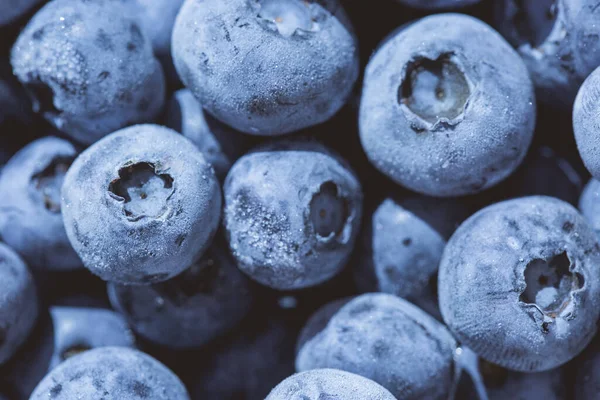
30;347;189;400
395;0;482;10
359;13;535;197
439;196;600;372
133;0;184;57
0;243;38;365
296;293;456;399
0;137;81;271
580;179;600;239
495;0;600;109
11;0;166;145
61;124;222;285
166;89;249;180
223;141;362;290
108;238;253;349
171;0;359;136
295;297;353;354
0;0;43;26
266;369;396;400
354;199;445;315
574;66;600;179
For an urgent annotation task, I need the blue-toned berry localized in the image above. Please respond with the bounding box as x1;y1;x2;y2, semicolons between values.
134;0;184;57
439;196;600;371
580;178;600;239
482;361;566;400
575;340;600;399
360;13;535;197
396;0;482;10
172;0;359;136
30;347;189;399
61;124;222;285
108;238;253;349
223;141;362;289
495;0;600;109
0;0;43;26
0;137;81;271
574;66;600;179
266;369;396;400
0;243;38;365
11;0;165;145
295;297;353;354
296;293;456;399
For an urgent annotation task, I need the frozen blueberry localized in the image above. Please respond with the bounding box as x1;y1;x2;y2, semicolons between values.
295;297;353;354
0;0;43;26
395;0;482;10
439;196;600;372
495;0;600;109
30;346;189;399
0;137;81;271
223;141;362;290
0;243;38;365
166;89;249;180
171;0;359;136
11;0;166;145
580;178;600;239
133;0;184;57
61;124;222;285
482;361;567;400
266;369;397;400
296;293;456;399
108;238;253;349
354;199;445;315
574;66;600;179
359;13;535;197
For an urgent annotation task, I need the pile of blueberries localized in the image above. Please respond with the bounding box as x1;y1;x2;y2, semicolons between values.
3;0;600;399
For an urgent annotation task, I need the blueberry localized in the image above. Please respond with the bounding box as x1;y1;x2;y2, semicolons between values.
495;0;600;109
395;0;482;10
108;237;253;349
439;196;600;372
223;141;362;290
295;297;353;354
266;369;397;400
61;124;222;285
482;361;566;400
11;0;166;145
0;137;81;271
0;243;38;366
29;346;189;399
359;13;535;197
133;0;185;57
574;66;600;179
166;89;249;180
580;178;600;239
171;0;359;136
296;293;456;399
0;0;43;26
354;199;445;316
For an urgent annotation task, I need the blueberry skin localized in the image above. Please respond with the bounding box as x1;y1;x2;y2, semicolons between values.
108;238;253;349
166;89;249;180
296;293;456;399
0;0;43;26
395;0;481;10
223;142;362;290
61;124;222;285
266;369;396;400
486;366;566;400
0;243;38;365
171;0;359;136
49;307;135;370
0;137;81;271
439;196;600;372
134;0;184;57
10;0;166;145
359;13;535;197
579;179;600;238
30;347;189;400
495;0;600;109
574;66;600;179
295;297;353;354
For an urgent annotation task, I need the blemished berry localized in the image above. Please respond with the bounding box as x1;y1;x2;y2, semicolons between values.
171;0;359;136
439;196;600;372
61;124;222;285
359;13;535;196
11;0;166;145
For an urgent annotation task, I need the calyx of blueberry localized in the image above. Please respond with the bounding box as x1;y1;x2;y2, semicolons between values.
32;156;73;213
309;180;351;242
254;0;322;38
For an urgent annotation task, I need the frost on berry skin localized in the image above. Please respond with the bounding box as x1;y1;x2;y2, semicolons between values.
574;67;600;179
133;0;184;57
61;124;222;285
266;369;397;400
10;0;165;145
108;238;253;349
439;196;600;372
0;243;38;365
359;13;535;197
579;179;600;239
495;0;600;109
395;0;482;10
295;297;353;354
354;199;445;318
30;347;189;400
223;141;362;290
296;294;456;400
0;137;81;271
166;89;249;181
171;0;359;136
0;0;43;26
